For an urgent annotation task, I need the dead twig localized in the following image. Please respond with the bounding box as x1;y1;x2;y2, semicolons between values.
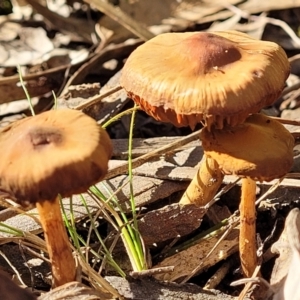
104;129;202;180
204;258;233;290
270;117;300;126
180;215;240;284
0;250;26;286
130;266;175;279
74;86;123;111
282;81;300;97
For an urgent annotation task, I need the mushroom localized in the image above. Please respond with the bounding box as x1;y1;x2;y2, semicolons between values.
200;113;294;277
0;109;112;287
120;30;289;130
120;30;290;207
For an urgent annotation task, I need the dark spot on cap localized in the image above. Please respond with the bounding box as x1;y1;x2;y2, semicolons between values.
184;33;242;74
30;128;63;149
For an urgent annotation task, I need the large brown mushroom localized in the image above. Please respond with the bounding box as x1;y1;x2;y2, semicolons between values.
200;113;294;277
0;109;112;287
121;30;289;130
120;30;290;207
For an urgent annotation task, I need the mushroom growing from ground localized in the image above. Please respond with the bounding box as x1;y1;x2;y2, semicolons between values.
0;109;112;287
200;113;294;277
120;30;290;206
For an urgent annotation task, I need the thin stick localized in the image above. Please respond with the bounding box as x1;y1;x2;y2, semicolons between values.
270;116;300;126
204;259;233;290
282;81;300;97
17;66;35;116
0;250;26;286
180;216;240;284
104;129;202;180
130;266;175;278
74;85;122;111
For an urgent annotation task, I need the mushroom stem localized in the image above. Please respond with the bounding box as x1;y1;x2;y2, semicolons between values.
179;155;224;206
36;196;76;287
239;177;257;277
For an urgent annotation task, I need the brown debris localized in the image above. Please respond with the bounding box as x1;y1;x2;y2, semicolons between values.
138;203;205;246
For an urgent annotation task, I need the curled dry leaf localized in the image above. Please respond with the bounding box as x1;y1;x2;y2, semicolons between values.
271;208;300;300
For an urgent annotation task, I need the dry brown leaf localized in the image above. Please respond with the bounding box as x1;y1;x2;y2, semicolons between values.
138;203;205;246
153;228;239;282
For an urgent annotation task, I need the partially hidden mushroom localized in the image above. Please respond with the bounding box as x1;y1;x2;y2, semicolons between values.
120;30;290;207
200;113;295;277
0;109;112;287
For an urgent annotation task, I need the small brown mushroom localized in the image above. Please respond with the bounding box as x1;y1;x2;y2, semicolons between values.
200;113;294;277
120;30;290;207
0;109;112;287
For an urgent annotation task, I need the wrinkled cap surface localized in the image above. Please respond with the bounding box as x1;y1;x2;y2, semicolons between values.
200;113;294;181
121;31;290;130
0;110;112;205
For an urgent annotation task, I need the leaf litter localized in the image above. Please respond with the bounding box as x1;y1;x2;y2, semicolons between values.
0;0;300;299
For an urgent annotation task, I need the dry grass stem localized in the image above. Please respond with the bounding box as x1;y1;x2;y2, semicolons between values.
74;85;123;110
19;244;50;263
180;216;240;284
237;265;263;300
77;255;121;298
0;198;41;223
0;250;26;286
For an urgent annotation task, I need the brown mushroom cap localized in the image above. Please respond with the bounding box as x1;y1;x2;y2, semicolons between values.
120;31;290;130
200;113;294;181
0;110;112;205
